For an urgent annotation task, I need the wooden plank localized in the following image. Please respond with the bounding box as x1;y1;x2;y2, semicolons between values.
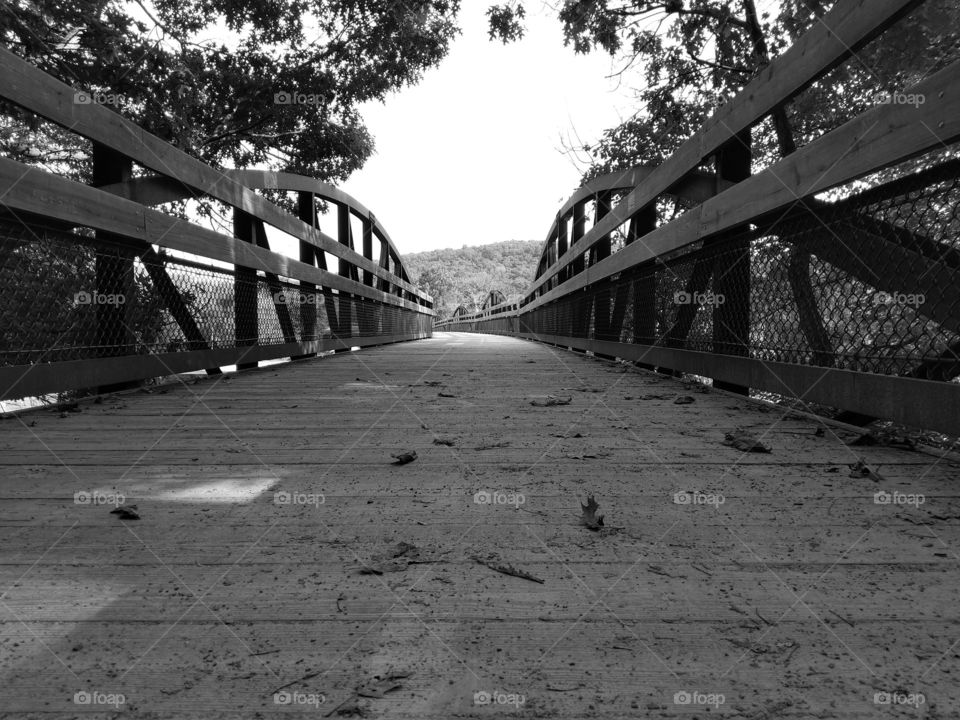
0;157;433;314
0;333;429;401
0;47;426;303
509;331;960;435
522;59;960;313
0;333;957;718
526;0;924;298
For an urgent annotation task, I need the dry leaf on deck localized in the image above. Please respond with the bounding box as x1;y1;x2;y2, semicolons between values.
110;504;140;520
723;429;771;453
531;395;572;407
390;450;417;465
580;495;604;530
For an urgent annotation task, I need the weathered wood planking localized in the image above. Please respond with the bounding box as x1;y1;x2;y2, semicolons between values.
0;333;956;718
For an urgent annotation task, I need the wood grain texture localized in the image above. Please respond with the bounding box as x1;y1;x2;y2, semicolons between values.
0;333;956;718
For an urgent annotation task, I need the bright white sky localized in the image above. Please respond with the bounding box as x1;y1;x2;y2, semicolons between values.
340;3;636;254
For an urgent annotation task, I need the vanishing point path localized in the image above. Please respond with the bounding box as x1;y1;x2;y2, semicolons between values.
1;332;958;718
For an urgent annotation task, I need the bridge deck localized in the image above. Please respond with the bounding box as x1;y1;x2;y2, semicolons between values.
1;332;957;718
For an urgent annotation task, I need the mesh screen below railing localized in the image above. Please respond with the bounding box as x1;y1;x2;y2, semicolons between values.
490;157;960;383
0;218;431;368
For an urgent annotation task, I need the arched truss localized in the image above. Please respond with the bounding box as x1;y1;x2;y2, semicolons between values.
531;165;733;288
95;169;416;292
481;290;507;311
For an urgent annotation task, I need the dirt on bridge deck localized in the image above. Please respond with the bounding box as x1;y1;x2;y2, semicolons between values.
0;331;957;719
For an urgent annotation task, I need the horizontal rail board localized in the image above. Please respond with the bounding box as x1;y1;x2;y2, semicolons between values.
0;333;429;401
532;169;733;277
522;60;960;313
0;158;432;314
527;0;922;298
0;47;425;301
509;331;960;436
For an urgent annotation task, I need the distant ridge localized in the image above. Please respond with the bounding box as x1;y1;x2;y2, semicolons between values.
404;239;540;319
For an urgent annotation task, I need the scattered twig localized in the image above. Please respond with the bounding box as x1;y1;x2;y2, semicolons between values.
270;670;323;695
783;644;800;666
755;608;775;626
647;565;675;578
826;608;854;627
473;555;544;584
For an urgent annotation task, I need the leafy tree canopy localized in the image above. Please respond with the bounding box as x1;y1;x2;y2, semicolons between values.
487;0;959;181
1;0;460;181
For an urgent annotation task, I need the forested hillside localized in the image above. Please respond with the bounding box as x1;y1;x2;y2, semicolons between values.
404;240;541;319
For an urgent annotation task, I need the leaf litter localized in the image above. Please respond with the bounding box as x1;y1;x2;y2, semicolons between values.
723;429;771;453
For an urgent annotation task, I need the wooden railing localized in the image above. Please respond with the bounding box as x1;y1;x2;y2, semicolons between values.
437;0;960;436
0;47;432;401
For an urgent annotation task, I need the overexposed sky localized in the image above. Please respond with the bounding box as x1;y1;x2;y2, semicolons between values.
341;3;636;254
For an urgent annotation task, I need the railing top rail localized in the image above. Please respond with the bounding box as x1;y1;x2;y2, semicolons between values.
524;0;921;303
0;46;428;305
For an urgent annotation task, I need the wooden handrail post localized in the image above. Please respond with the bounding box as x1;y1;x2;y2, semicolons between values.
627;205;658;370
712;129;752;395
593;191;615;355
295;191;318;357
233;208;259;369
91;143;139;391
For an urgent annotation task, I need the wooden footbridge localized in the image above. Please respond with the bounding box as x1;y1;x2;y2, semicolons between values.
1;1;959;717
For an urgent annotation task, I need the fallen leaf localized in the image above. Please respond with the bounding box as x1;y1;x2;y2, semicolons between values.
848;459;885;482
723;429;771;453
390;450;417;465
355;671;413;699
110;504;140;520
580;495;604;530
531;395;571;407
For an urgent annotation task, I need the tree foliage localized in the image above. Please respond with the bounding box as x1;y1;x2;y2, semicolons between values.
1;0;460;181
488;0;960;180
405;240;541;318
